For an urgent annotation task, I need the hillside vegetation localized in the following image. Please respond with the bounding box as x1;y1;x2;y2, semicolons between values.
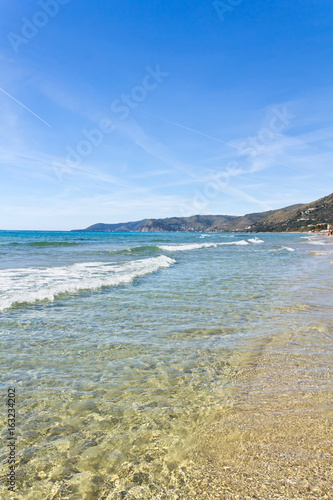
248;193;333;232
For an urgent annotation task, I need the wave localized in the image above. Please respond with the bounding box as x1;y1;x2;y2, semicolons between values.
99;245;161;256
159;243;218;251
0;256;175;312
269;246;295;253
158;240;254;252
247;237;264;244
218;240;249;246
281;246;295;252
126;245;161;254
159;243;217;252
303;238;327;245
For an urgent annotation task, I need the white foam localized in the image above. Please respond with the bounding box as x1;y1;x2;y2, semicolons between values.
281;246;295;252
159;240;251;252
218;240;249;246
247;238;264;244
0;256;175;312
303;237;327;245
199;235;211;238
159;243;217;251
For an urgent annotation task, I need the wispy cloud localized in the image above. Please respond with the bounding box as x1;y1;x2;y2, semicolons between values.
115;118;198;179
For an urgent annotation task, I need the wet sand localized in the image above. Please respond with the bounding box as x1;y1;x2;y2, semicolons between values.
184;321;333;499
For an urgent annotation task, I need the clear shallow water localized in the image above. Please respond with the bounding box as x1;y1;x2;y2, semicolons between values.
0;231;332;499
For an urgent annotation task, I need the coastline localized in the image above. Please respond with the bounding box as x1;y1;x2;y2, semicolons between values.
1;232;332;499
183;248;333;499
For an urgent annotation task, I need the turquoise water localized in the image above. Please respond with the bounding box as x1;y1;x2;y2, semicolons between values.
0;231;332;498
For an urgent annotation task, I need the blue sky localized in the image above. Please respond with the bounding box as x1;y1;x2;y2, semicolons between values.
0;0;333;230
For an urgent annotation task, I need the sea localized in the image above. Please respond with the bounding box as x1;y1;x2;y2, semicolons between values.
0;230;332;499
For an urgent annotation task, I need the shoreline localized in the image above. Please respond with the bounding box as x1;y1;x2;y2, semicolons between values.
1;232;332;499
189;321;333;499
185;251;333;499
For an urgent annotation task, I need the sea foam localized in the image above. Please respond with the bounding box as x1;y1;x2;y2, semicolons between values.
0;255;175;311
281;246;295;252
218;240;249;246
247;237;264;244
159;243;218;251
159;240;252;252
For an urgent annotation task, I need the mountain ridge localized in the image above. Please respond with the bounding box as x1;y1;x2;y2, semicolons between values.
72;193;333;233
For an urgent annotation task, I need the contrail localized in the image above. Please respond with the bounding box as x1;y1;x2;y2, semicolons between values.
159;116;310;175
157;116;238;149
0;87;52;128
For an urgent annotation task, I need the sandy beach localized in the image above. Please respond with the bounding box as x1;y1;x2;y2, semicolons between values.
189;321;333;499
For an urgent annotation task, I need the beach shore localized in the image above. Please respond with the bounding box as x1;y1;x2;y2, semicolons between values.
1;231;332;499
186;321;333;499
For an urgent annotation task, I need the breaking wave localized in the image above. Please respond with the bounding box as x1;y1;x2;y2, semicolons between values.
0;256;175;312
158;239;261;252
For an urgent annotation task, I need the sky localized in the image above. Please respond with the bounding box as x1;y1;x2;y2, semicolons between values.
0;0;333;230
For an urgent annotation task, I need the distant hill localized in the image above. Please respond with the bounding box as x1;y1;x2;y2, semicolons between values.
248;192;333;232
72;219;148;232
137;215;237;232
213;205;303;232
72;193;333;233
